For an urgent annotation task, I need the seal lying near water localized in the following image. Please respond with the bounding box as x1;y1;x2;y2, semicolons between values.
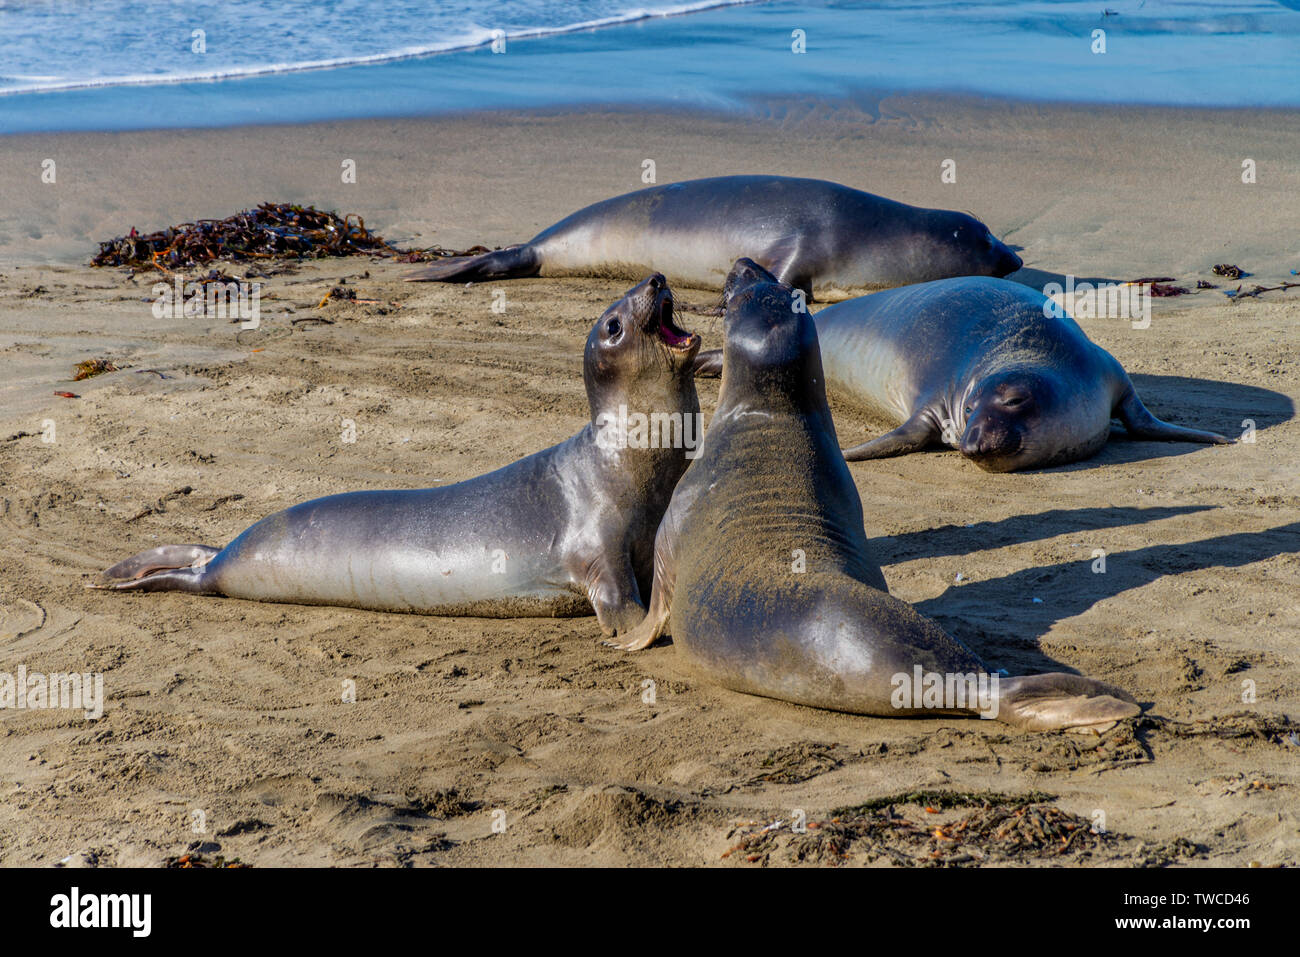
94;275;701;635
405;175;1022;300
611;260;1140;731
694;276;1232;471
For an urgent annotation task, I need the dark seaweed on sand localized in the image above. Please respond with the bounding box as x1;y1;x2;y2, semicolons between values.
92;203;398;268
725;793;1139;867
91;202;496;269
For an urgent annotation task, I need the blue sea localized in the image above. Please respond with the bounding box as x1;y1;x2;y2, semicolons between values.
1;0;1298;132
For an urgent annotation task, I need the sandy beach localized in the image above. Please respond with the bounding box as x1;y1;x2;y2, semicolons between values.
1;95;1297;867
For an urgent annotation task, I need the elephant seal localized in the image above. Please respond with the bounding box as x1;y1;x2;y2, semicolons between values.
93;275;701;636
405;175;1022;301
610;260;1140;732
694;275;1231;471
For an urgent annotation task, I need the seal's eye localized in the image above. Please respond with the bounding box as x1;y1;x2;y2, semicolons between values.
952;230;960;239
964;406;972;416
1002;393;1028;409
606;318;621;338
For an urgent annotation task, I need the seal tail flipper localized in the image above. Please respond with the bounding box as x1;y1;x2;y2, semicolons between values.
1115;386;1232;445
402;244;540;282
841;414;937;461
691;349;723;378
90;544;220;593
994;673;1141;733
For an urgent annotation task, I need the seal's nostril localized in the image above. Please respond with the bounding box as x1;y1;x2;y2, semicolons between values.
960;424;984;456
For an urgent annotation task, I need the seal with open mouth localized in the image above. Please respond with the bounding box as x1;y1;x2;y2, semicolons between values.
404;175;1021;301
93;275;701;635
610;260;1140;732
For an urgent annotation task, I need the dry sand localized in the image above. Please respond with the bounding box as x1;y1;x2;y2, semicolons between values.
0;95;1297;866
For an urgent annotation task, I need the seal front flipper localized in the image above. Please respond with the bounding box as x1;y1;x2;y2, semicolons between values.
604;566;670;651
583;553;647;638
757;234;816;303
606;468;700;651
841;413;938;461
90;544;221;593
994;673;1140;733
1115;385;1233;446
605;522;679;651
691;349;723;378
403;244;540;283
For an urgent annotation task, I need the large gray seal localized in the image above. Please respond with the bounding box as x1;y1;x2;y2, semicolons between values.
404;175;1022;300
695;276;1231;471
93;275;702;636
611;260;1140;732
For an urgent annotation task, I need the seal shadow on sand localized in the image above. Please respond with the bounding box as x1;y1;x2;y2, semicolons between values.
1080;375;1294;469
908;517;1300;678
869;504;1216;564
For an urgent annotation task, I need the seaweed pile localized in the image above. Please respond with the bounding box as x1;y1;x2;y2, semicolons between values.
72;358;118;380
721;791;1124;867
91;203;399;269
91;202;499;271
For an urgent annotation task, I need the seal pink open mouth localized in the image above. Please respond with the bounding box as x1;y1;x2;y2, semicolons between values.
655;292;698;351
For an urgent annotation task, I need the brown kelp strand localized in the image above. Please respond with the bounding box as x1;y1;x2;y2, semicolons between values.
391;244;495;263
1227;281;1300;303
1125;277;1188;297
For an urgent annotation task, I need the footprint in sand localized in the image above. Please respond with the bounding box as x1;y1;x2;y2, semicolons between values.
0;597;45;641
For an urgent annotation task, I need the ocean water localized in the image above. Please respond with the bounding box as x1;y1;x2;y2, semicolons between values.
1;0;1298;132
0;0;754;93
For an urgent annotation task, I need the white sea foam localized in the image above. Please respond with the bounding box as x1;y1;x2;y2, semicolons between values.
0;0;758;94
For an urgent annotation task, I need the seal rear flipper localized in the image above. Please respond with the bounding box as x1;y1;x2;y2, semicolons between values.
841;414;938;461
402;244;541;282
691;349;723;378
1115;386;1232;446
98;544;219;582
91;544;221;594
995;673;1141;733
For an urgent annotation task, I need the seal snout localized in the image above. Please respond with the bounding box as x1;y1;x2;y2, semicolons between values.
633;272;667;313
993;243;1023;277
959;418;1023;469
722;257;778;306
637;273;698;353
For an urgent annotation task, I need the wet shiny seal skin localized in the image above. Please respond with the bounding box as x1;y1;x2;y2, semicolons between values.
93;275;701;637
404;175;1022;301
610;259;1141;732
695;276;1232;471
